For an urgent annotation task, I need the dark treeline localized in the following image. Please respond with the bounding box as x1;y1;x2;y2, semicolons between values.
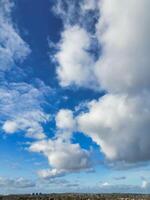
0;193;150;200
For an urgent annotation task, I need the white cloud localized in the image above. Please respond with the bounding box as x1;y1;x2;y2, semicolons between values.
141;177;150;190
2;120;17;134
0;1;48;140
80;0;98;11
55;109;75;140
0;0;30;71
76;0;150;164
2;111;48;139
98;183;146;194
1;81;50;139
30;108;91;179
53;0;99;31
0;177;36;189
77;93;150;162
101;182;110;187
55;0;150;94
56;109;75;131
56;25;97;89
29;138;91;178
95;0;150;94
52;0;77;25
142;180;148;189
37;168;66;179
53;0;150;165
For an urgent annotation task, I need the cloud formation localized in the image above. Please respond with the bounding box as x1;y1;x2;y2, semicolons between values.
1;0;150;188
56;0;150;93
29;138;91;178
0;177;36;189
54;0;150;165
95;0;150;94
1;81;50;139
0;1;51;140
77;93;150;162
56;25;96;89
56;109;75;132
0;0;30;71
28;108;92;179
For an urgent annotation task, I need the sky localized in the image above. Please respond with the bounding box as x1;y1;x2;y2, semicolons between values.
0;0;150;195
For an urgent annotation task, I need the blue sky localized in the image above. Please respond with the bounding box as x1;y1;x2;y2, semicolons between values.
0;0;150;194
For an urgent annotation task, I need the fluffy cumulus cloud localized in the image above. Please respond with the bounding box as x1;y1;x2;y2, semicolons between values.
29;139;91;178
56;0;150;93
56;25;97;89
56;109;75;132
78;93;150;162
28;109;91;179
54;0;99;90
54;0;150;166
77;0;150;164
95;0;150;94
55;109;76;140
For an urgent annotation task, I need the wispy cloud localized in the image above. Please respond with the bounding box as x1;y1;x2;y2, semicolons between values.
0;177;36;189
114;176;126;181
0;0;51;140
1;81;51;139
0;0;30;71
